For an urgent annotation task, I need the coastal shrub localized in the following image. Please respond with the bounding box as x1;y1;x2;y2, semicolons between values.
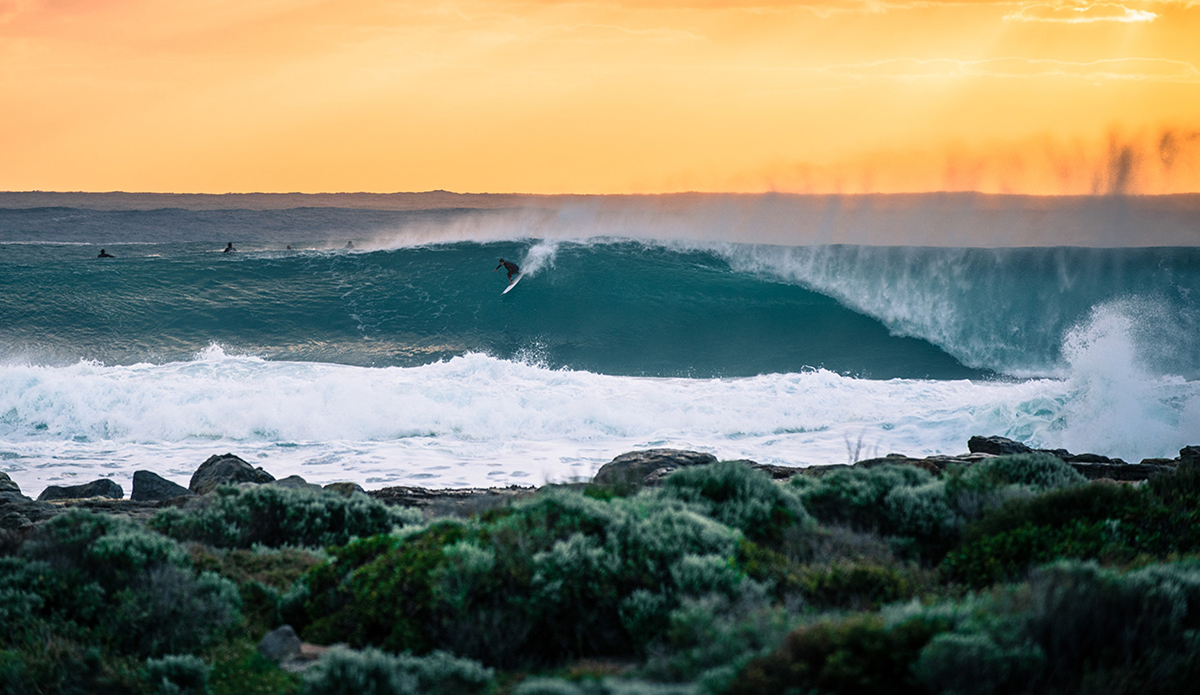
796;560;923;611
883;481;963;558
296;488;756;667
115;565;243;656
909;560;1200;694
913;632;1045;695
4;510;241;660
1024;561;1200;681
1148;457;1200;505
943;454;1085;522
512;679;697;695
656;461;810;545
941;520;1114;587
150;484;421;549
963;480;1142;543
955;453;1085;493
144;654;211;695
301;646;493;695
790;464;933;533
942;478;1200;585
206;640;302;695
726;613;947;695
641;591;790;692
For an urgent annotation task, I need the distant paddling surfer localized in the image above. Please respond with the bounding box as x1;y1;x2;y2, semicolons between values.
224;242;236;253
495;258;520;282
97;249;114;258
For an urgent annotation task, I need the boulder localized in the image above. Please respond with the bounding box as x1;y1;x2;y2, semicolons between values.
38;478;123;501
369;484;535;518
268;475;323;493
0;472;21;495
591;449;718;488
1070;462;1176;482
1181;445;1200;463
1;510;34;531
131;470;195;502
967;436;1033;456
189;453;275;495
323;481;367;497
259;625;303;663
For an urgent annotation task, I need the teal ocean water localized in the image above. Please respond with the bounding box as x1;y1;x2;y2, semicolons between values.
1;202;1198;493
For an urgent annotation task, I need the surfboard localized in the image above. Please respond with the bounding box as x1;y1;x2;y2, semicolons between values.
502;274;522;294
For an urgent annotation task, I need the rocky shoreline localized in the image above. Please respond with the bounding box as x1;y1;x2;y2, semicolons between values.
3;437;1196;533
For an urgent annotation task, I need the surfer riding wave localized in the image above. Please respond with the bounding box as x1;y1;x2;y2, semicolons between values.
496;258;520;282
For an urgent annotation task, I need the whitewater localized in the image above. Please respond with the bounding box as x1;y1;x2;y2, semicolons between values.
1;196;1198;495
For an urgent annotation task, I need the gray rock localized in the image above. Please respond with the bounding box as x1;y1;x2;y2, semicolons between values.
0;472;21;495
592;449;718;488
369;484;535;518
967;436;1033;456
1;510;33;531
1181;445;1200;463
259;625;303;663
189;453;275;495
1071;462;1175;482
131;470;195;502
268;475;323;493
38;478;123;501
323;481;367;497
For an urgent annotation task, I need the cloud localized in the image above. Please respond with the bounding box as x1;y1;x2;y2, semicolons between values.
1004;2;1158;23
818;56;1200;82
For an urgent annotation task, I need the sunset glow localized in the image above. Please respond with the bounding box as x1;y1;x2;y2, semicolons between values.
2;0;1198;194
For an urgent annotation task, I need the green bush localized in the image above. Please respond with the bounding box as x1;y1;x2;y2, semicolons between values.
790;465;933;533
641;592;789;692
955;453;1085;494
301;646;493;695
295;488;759;667
963;481;1143;543
941;520;1114;587
913;632;1044;695
299;521;467;652
796;560;923;611
656;461;811;545
727;613;947;695
1024;561;1200;683
150;484;421;549
884;481;962;557
144;654;211;695
8;510;241;658
511;678;696;695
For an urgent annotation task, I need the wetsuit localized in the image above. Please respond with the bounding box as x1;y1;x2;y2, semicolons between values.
496;259;520;281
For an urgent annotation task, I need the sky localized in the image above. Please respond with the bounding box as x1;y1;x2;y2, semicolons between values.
1;0;1198;195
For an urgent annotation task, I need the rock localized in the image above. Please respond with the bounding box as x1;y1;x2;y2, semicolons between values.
1181;445;1200;463
369;485;536;518
189;453;275;495
0;492;57;527
967;436;1033;456
323;482;366;497
259;625;303;663
855;452;994;474
38;478;124;501
1;510;33;531
268;475;323;493
1070;462;1175;482
131;470;195;502
0;472;21;495
592;449;718;488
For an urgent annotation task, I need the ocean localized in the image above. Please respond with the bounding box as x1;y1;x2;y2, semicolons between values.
1;195;1198;495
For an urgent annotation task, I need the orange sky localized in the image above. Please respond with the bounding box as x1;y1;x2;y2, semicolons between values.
1;0;1198;194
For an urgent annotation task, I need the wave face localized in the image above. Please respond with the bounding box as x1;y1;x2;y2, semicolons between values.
2;231;1199;379
1;204;1198;493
